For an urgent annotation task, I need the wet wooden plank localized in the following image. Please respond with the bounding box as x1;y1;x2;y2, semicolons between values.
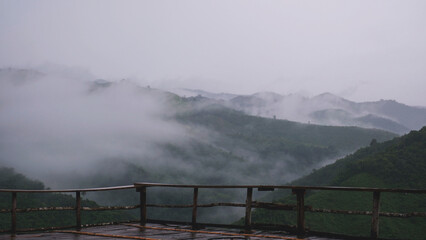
2;223;340;240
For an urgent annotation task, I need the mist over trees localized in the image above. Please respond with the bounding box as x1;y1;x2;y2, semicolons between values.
0;68;397;188
176;89;426;135
1;67;425;228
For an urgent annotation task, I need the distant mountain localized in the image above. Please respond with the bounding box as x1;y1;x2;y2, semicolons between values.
218;91;426;134
58;80;398;186
358;99;426;131
0;69;399;185
0;68;44;85
56;88;397;187
153;88;426;134
354;114;410;134
0;68;401;224
169;88;238;101
69;100;397;223
310;109;410;134
251;127;426;239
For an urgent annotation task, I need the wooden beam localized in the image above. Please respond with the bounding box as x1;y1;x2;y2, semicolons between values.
371;191;381;239
245;188;253;233
11;192;17;236
133;183;426;194
192;188;198;229
293;188;306;235
258;187;275;191
76;191;81;230
139;187;147;226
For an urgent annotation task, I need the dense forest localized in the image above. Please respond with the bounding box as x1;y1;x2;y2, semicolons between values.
250;127;426;239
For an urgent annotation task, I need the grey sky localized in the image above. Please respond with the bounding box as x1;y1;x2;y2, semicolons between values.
1;0;426;105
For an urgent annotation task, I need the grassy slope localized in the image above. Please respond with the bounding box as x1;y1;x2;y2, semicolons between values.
251;127;426;239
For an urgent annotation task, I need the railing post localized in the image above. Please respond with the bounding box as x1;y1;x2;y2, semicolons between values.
76;191;81;230
292;188;306;235
245;187;253;233
11;192;17;236
192;187;198;229
139;187;147;226
371;191;381;239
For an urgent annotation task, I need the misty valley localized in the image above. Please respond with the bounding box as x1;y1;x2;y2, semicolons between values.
1;68;426;239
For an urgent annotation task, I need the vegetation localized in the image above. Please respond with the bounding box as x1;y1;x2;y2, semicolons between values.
66;99;397;224
250;127;426;239
0;89;401;230
0;167;135;230
172;100;397;184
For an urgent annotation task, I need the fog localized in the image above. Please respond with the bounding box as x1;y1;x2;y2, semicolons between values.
2;1;423;225
0;67;354;188
1;1;426;106
0;68;191;183
0;66;401;224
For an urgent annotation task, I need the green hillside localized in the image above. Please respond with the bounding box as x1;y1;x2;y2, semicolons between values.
0;86;400;228
63;95;398;224
172;100;397;184
0;167;135;230
176;101;397;152
251;127;426;239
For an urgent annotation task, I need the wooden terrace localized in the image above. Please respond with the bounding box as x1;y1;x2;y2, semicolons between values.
0;223;333;240
1;183;425;239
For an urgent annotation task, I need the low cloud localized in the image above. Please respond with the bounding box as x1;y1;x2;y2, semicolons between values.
0;68;188;182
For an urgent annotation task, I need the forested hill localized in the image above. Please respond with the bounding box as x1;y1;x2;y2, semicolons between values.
251;127;426;239
292;126;426;188
176;102;397;152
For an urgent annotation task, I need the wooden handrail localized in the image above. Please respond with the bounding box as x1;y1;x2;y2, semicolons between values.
134;182;426;239
0;185;135;193
134;182;426;193
0;185;135;235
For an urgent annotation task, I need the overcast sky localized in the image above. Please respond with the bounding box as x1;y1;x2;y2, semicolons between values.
1;0;426;105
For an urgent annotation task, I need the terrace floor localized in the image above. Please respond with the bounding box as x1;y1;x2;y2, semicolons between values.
0;223;338;240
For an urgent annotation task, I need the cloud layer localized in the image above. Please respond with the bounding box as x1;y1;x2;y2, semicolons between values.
1;1;426;105
0;69;188;180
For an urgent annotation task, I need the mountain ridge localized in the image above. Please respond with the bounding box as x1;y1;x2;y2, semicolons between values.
170;88;426;134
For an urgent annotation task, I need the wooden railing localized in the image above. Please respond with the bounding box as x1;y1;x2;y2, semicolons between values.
0;185;135;235
134;183;426;239
1;183;426;239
